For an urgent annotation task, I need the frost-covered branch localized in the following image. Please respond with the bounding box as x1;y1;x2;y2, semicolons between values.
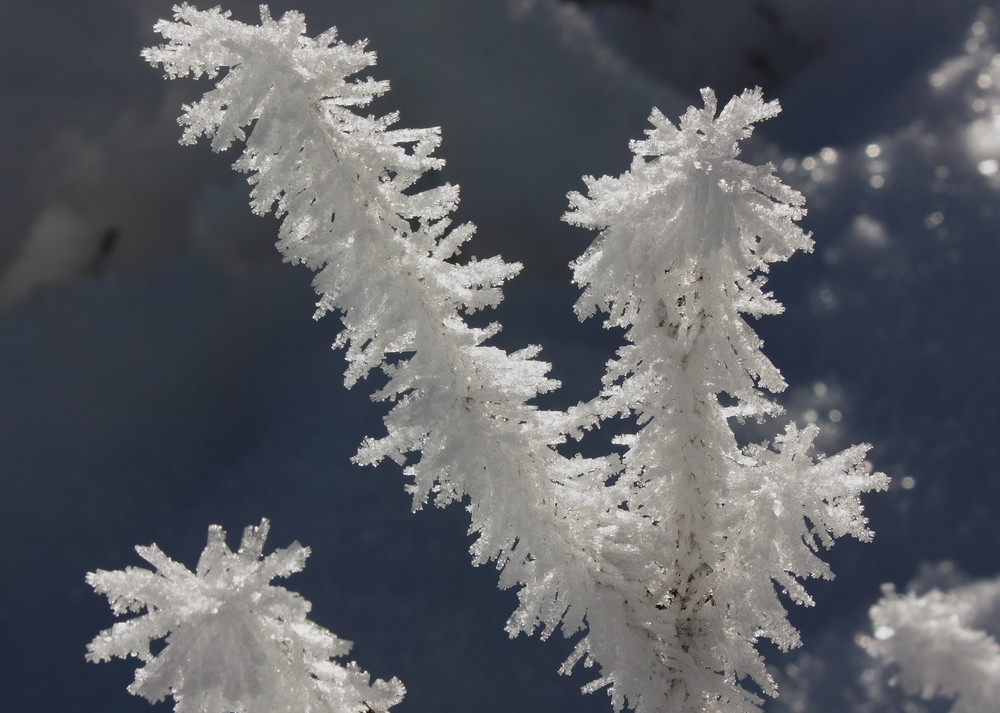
563;89;889;711
87;519;404;713
143;7;887;713
143;4;638;708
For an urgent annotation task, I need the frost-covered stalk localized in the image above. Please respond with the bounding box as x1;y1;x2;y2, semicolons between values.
144;7;887;713
142;4;634;706
564;89;889;711
862;578;1000;713
87;519;404;713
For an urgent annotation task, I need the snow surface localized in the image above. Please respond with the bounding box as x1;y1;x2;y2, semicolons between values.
1;1;999;712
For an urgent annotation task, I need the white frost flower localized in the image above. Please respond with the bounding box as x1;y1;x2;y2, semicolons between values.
86;519;404;713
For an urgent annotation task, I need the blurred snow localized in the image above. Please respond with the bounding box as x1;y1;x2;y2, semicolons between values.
0;205;109;313
1;2;999;713
855;564;1000;713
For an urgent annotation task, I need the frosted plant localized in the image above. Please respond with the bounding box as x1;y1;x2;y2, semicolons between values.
862;576;1000;713
87;519;404;713
141;7;887;713
563;88;889;711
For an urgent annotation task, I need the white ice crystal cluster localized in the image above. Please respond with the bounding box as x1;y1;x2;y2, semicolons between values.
86;519;404;713
137;7;888;713
862;576;1000;713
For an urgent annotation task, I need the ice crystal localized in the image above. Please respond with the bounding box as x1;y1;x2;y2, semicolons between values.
87;519;403;713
